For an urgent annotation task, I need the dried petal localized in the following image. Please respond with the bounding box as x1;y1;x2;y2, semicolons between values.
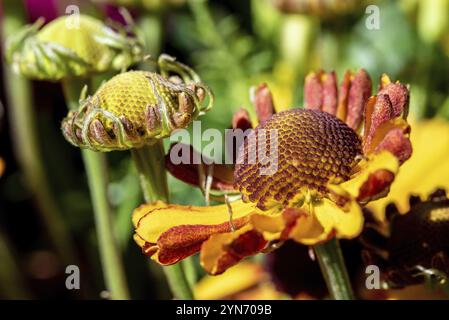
322;71;338;115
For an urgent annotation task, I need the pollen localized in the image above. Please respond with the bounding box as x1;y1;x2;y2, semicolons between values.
234;109;362;210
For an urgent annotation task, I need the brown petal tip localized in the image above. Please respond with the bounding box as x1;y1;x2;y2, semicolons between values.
357;169;395;203
304;71;324;110
375;128;412;164
346;69;372;130
378;82;410;118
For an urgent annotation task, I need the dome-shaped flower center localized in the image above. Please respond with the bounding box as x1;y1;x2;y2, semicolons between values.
234;109;362;210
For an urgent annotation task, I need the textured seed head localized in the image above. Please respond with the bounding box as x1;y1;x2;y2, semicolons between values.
234;109;362;210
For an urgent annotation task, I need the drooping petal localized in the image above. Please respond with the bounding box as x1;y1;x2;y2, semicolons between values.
313;197;364;241
133;200;256;265
289;210;328;245
331;151;399;203
200;225;267;275
375;128;412;164
165;143;235;191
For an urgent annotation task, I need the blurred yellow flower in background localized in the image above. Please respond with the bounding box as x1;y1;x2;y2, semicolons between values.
368;119;449;220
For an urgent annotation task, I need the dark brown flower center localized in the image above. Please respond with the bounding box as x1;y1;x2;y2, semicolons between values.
234;109;362;210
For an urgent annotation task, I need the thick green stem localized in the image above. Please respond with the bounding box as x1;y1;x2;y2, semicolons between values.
1;0;76;265
131;143;194;300
62;79;130;300
314;238;355;300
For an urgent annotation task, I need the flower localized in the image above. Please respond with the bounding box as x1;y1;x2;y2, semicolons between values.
61;55;213;151
133;69;412;275
5;14;143;80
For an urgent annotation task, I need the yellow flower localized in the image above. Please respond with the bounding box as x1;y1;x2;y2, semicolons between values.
133;70;412;275
368;119;449;219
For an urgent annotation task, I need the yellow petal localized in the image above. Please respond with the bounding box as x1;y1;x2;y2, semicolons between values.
200;225;267;275
334;151;399;199
133;199;256;244
194;262;265;300
313;198;364;241
289;212;327;245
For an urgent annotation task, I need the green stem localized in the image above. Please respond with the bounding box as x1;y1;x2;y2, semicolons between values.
314;238;355;300
131;143;195;300
1;0;76;265
62;79;130;300
0;231;31;299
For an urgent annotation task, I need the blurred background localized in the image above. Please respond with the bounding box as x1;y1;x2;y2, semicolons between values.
1;0;449;299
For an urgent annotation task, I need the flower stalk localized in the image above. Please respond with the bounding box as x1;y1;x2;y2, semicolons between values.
1;0;76;266
62;79;130;300
131;143;195;300
314;238;355;300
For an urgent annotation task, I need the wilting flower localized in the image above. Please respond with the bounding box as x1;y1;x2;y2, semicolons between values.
362;189;449;289
133;70;412;275
5;14;143;80
61;55;213;151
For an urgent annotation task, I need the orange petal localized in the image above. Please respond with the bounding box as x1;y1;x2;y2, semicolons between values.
363;94;394;153
133;200;256;265
331;151;399;202
200;225;267;275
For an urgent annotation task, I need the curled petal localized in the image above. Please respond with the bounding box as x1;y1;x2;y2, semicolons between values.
165;143;235;191
313;198;364;241
375;128;412;164
363;94;394;153
133;200;256;264
346;69;372;130
252;83;275;123
378;82;410;118
357;169;395;203
289;210;328;245
364;117;410;156
331;151;399;203
200;225;267;275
